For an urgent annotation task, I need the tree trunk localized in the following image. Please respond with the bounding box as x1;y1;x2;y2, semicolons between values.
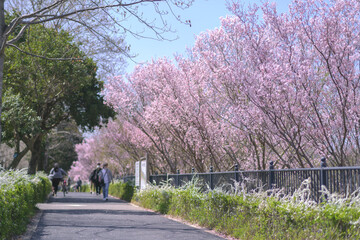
28;136;44;174
0;0;5;145
36;139;46;171
8;145;30;169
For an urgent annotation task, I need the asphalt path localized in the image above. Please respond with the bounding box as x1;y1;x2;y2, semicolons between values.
29;192;225;240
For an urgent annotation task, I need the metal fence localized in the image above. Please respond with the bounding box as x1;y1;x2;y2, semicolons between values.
122;175;135;183
145;158;360;202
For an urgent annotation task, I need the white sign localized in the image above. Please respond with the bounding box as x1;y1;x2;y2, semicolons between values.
135;161;140;187
140;160;147;190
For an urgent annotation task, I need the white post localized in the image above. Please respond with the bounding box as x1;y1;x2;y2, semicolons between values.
135;161;140;188
140;154;148;190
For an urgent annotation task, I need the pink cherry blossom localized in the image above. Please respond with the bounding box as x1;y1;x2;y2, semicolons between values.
73;0;360;178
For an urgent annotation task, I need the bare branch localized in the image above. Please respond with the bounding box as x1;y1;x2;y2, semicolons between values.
8;43;84;61
20;1;162;25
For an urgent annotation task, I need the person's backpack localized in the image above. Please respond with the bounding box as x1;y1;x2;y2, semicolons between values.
48;169;55;180
89;171;95;181
99;170;107;186
99;176;105;186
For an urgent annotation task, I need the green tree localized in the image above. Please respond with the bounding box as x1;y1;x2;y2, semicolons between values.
45;120;82;173
3;24;114;174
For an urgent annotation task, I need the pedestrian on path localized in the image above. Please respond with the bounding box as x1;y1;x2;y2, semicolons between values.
48;163;67;196
98;163;113;201
76;177;82;192
89;163;102;195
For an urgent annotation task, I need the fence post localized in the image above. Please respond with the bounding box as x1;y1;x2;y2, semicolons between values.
154;171;158;185
269;161;275;189
320;157;328;201
176;169;180;187
234;164;239;182
209;166;214;190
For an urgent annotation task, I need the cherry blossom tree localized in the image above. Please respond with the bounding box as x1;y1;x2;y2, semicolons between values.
193;0;360;167
75;0;360;176
104;58;239;172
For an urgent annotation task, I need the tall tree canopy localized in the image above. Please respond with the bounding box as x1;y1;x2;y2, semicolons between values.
3;24;114;173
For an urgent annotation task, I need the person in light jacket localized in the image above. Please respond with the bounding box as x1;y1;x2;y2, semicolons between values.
98;163;113;201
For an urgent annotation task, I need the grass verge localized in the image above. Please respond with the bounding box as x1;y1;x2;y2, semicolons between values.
132;178;360;240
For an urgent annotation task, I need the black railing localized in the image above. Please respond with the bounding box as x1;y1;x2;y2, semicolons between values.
122;175;135;183
147;158;360;202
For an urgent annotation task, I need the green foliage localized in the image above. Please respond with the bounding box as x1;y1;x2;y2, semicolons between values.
2;21;115;171
2;91;41;145
45;121;83;173
67;183;90;192
79;184;90;192
132;179;360;239
5;10;26;44
109;181;135;202
0;169;51;240
4;24;115;133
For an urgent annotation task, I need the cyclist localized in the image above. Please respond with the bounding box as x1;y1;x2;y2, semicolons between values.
49;163;67;196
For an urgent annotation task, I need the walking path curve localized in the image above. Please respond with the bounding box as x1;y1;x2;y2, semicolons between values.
28;192;225;240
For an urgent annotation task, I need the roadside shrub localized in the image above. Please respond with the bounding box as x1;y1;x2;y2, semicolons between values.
0;169;51;240
133;181;174;214
79;183;90;192
109;180;135;202
132;178;360;239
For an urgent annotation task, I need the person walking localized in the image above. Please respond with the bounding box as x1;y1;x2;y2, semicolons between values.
98;163;113;201
49;163;67;196
76;177;82;192
89;163;102;195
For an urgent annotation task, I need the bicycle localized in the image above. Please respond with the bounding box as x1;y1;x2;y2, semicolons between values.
62;179;67;197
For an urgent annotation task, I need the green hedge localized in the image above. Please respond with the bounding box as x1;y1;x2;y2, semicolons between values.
79;183;90;192
0;169;52;240
109;181;135;202
132;180;360;240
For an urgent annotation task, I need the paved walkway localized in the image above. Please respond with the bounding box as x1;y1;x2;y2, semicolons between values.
29;192;225;240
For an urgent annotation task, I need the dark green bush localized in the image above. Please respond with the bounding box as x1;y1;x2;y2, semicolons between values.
109;181;135;202
0;169;51;240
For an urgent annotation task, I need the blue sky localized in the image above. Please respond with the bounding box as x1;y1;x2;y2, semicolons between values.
125;0;292;74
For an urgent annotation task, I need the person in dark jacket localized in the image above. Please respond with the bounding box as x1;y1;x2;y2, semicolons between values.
76;177;82;192
49;163;67;196
89;163;102;195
